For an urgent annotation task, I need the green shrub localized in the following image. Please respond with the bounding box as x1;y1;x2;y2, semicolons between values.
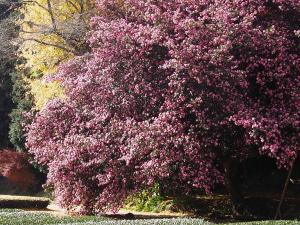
125;184;175;213
9;71;35;152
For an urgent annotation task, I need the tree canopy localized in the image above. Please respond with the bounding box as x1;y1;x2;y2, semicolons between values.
18;0;94;109
26;0;300;214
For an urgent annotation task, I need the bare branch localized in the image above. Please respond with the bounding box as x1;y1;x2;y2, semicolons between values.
79;0;84;14
46;0;57;31
4;0;94;57
65;0;80;13
0;11;18;58
22;0;49;11
21;38;77;54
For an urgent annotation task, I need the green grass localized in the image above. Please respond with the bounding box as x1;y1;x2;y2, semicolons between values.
231;221;300;225
0;209;299;225
0;209;209;225
0;209;106;225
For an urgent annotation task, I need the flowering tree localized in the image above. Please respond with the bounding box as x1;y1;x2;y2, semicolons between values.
26;0;300;215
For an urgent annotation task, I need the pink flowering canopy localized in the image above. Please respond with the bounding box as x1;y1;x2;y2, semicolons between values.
26;0;300;214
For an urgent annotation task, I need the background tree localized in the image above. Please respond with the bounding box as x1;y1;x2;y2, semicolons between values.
1;0;95;150
0;0;96;150
9;70;35;152
27;0;300;215
18;0;94;109
0;58;14;148
0;0;18;148
19;0;93;74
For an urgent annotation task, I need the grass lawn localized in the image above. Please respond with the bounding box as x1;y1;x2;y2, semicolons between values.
227;222;300;225
0;196;299;224
0;209;299;225
0;209;209;225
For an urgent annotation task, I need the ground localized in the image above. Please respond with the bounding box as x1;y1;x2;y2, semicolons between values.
0;194;300;224
0;209;299;225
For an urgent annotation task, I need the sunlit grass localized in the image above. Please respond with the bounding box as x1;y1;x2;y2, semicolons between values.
0;208;298;225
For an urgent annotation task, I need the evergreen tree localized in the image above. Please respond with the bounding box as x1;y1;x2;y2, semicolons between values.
9;71;35;152
0;59;13;148
0;2;16;148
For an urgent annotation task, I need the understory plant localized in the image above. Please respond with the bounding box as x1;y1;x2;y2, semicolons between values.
125;184;174;213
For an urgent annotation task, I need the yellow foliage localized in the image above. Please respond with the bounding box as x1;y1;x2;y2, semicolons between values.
29;79;64;110
19;0;90;75
20;36;72;75
18;0;94;107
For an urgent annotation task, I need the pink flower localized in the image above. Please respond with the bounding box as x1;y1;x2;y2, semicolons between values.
26;0;300;214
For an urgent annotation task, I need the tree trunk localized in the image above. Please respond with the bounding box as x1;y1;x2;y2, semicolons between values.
223;158;246;216
274;158;296;219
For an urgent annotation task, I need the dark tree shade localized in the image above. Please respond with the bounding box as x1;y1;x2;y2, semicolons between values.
0;2;17;148
0;58;14;148
9;71;35;152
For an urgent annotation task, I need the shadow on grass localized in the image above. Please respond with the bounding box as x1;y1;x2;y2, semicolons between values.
0;195;49;209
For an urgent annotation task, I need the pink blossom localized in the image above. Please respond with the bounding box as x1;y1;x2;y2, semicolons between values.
26;0;300;214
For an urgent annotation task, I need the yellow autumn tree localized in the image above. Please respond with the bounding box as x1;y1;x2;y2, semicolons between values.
18;0;94;109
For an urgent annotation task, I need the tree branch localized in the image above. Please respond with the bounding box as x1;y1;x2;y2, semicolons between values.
46;0;57;31
22;0;49;11
274;158;297;219
65;0;80;13
22;38;76;54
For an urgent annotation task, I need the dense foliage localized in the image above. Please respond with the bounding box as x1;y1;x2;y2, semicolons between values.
27;0;300;214
19;0;94;109
9;72;35;152
125;184;172;212
19;0;93;75
0;1;17;148
6;0;78;149
0;58;14;148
